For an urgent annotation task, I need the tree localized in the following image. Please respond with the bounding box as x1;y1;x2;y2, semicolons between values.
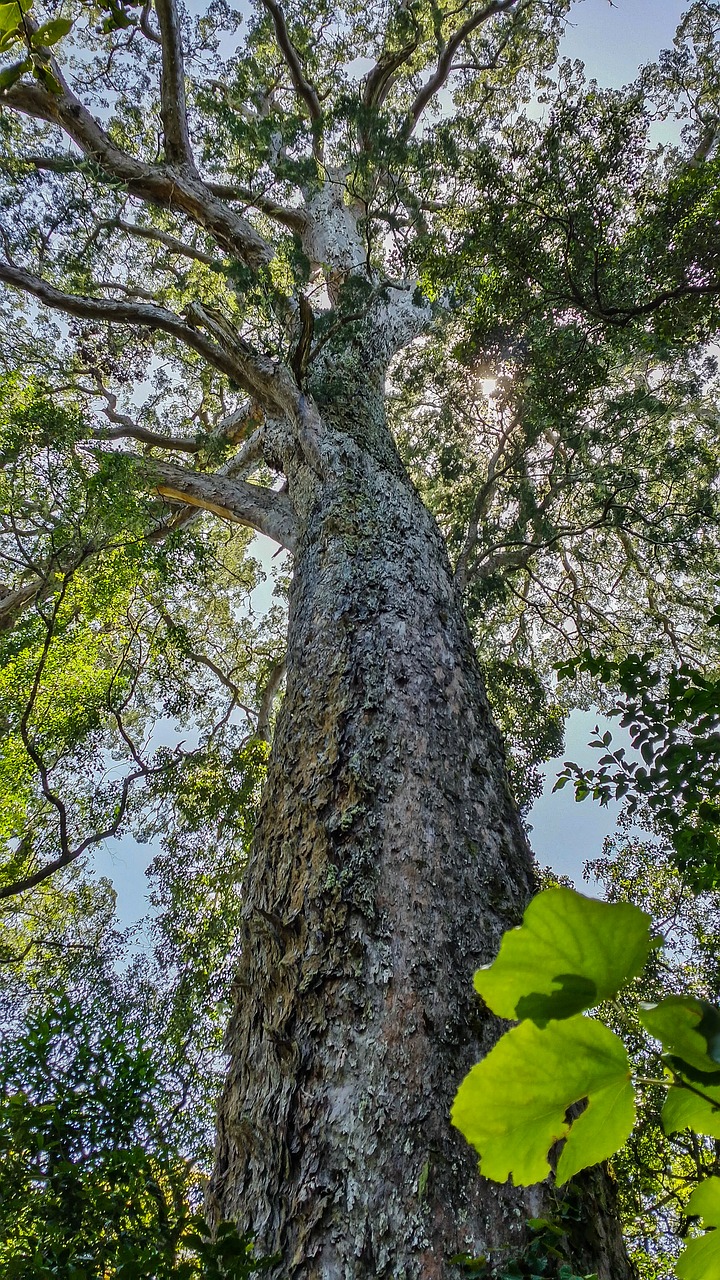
0;993;275;1278
0;0;719;1275
555;650;720;890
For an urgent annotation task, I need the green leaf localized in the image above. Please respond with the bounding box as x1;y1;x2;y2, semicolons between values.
0;55;28;89
31;17;72;47
451;1016;635;1186
31;58;61;92
474;887;653;1024
639;996;720;1076
677;1178;720;1280
662;1080;720;1138
686;1178;720;1225
0;0;31;34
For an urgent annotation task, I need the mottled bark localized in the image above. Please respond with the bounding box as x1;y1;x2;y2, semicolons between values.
209;393;633;1279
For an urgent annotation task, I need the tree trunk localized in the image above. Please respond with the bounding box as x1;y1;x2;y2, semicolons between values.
208;395;633;1279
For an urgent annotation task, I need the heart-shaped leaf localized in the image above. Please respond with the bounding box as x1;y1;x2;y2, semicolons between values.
639;996;720;1077
662;1080;720;1139
0;55;29;90
32;17;72;48
451;1015;635;1186
677;1178;720;1279
474;887;653;1024
0;0;31;34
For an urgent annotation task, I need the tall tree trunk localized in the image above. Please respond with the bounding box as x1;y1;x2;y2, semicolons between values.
208;395;633;1279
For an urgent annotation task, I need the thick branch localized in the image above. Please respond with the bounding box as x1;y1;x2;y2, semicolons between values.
690;118;719;166
404;0;519;135
256;657;286;743
0;260;288;407
92;423;202;452
140;1;163;44
363;41;419;110
1;82;272;270
0;579;48;633
154;0;196;167
145;458;298;551
16;152;307;236
260;0;322;140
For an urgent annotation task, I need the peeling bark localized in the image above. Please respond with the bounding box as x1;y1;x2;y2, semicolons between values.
209;397;634;1279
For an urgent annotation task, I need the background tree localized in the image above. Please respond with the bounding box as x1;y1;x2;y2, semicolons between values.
0;990;276;1279
0;0;719;1276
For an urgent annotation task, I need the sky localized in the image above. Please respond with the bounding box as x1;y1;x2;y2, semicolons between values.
94;0;688;927
559;0;685;87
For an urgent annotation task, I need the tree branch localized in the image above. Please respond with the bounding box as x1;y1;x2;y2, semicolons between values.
404;0;519;136
0;259;289;407
454;414;520;591
0;82;273;270
363;41;420;110
256;657;286;743
106;217;220;267
0;762;147;901
153;599;258;720
140;1;163;43
204;181;308;233
142;457;298;551
154;0;196;168
91;422;203;452
0;578;50;633
260;0;323;152
14;153;307;236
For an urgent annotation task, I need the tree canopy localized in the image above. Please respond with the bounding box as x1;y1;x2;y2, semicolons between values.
0;0;717;900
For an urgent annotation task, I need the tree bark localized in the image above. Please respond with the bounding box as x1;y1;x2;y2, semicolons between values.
208;396;633;1279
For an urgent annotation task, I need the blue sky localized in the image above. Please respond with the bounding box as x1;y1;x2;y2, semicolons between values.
560;0;685;87
97;0;687;925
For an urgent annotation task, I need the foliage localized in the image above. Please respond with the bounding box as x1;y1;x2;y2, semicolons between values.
675;1179;720;1280
586;838;720;1279
0;0;716;892
0;368;281;919
452;881;720;1278
393;22;720;678
482;660;565;813
555;650;720;889
453;1011;635;1187
0;0;719;1271
472;886;653;1024
0;995;274;1277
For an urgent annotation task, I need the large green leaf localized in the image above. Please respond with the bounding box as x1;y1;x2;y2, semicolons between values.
451;1015;635;1186
662;1080;720;1139
31;17;72;48
0;1;31;34
639;996;720;1077
474;887;653;1024
676;1178;720;1280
